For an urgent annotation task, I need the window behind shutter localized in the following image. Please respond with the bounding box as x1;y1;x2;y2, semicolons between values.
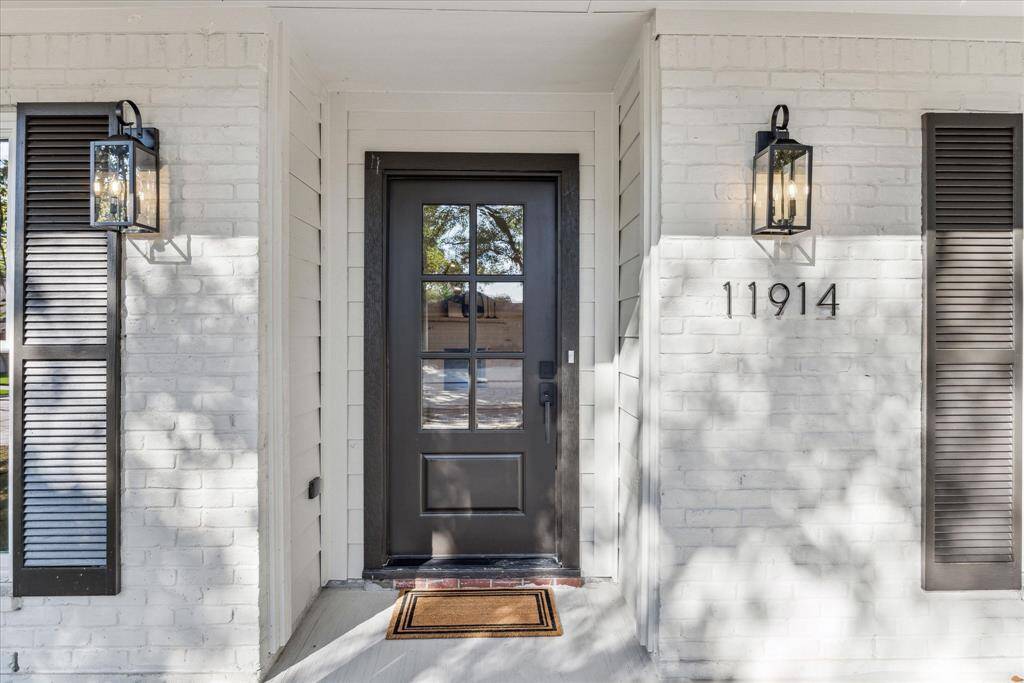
923;112;1023;590
12;102;121;596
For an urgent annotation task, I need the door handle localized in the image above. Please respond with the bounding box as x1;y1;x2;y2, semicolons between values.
539;382;556;445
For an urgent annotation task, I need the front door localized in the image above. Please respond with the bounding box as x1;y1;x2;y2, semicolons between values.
386;177;559;560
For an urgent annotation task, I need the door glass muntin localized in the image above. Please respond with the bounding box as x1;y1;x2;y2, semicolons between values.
418;201;527;431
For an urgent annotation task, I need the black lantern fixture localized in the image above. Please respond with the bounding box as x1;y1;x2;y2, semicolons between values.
90;99;159;233
752;104;812;235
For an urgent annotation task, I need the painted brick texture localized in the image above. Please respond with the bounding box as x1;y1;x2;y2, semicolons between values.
655;35;1024;681
0;32;267;680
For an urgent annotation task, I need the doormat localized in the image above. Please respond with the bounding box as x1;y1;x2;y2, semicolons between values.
385;587;563;639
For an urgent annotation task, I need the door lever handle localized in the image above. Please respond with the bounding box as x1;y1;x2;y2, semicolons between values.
539;382;556;445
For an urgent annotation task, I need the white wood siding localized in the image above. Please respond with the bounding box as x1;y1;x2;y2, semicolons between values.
616;62;644;625
332;91;617;578
288;58;323;623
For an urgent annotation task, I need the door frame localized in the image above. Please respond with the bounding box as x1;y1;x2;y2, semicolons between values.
362;152;580;576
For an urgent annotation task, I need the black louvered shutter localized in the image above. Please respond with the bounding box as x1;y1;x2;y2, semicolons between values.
923;112;1022;590
12;102;121;596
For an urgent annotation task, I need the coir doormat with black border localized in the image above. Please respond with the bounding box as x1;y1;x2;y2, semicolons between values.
385;587;563;639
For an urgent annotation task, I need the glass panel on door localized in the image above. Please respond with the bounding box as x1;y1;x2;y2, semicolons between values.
476;205;524;275
475;281;523;352
422;281;469;352
423;204;470;274
475;359;524;430
418;203;527;432
421;359;470;429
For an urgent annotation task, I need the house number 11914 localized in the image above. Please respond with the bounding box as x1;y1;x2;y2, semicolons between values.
723;282;837;318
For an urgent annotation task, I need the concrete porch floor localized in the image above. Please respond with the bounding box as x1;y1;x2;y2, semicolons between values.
265;582;657;682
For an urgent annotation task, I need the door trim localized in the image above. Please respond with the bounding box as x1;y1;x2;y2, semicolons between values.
363;152;580;575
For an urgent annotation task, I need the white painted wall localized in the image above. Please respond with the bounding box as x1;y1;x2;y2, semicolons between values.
614;24;663;653
0;30;268;679
326;91;620;579
616;57;645;628
284;47;324;628
654;26;1024;681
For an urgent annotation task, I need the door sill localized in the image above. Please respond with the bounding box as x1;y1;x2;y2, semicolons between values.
363;556;580;580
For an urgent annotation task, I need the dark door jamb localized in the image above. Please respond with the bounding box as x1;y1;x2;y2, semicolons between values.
362;152;580;578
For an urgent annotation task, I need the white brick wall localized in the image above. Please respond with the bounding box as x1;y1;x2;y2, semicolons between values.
0;32;267;680
655;34;1024;681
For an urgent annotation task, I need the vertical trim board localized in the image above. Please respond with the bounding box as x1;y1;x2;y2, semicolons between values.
287;47;326;626
322;92;350;582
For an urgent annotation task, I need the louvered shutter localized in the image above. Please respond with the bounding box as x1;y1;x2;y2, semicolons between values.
923;112;1023;591
12;102;122;596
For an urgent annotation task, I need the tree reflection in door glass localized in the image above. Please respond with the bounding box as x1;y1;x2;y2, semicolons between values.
423;204;470;274
421;359;470;429
476;205;523;275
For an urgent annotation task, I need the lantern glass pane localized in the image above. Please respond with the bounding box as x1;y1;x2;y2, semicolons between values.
752;150;769;230
134;145;158;229
92;141;130;224
770;146;809;229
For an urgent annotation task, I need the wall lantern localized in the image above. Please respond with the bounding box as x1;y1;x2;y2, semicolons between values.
752;104;812;236
90;99;159;233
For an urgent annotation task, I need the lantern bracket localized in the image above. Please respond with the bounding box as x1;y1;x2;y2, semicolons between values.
755;104;795;154
115;99;159;151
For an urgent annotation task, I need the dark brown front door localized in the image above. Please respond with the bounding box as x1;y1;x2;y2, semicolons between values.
386;177;558;560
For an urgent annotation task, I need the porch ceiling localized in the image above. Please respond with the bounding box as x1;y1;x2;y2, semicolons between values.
274;6;648;92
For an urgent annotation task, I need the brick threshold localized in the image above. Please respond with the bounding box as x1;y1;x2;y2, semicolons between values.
387;577;585;590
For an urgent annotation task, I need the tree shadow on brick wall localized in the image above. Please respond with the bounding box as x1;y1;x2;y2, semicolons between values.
652;334;916;676
645;236;1021;682
110;226;260;677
